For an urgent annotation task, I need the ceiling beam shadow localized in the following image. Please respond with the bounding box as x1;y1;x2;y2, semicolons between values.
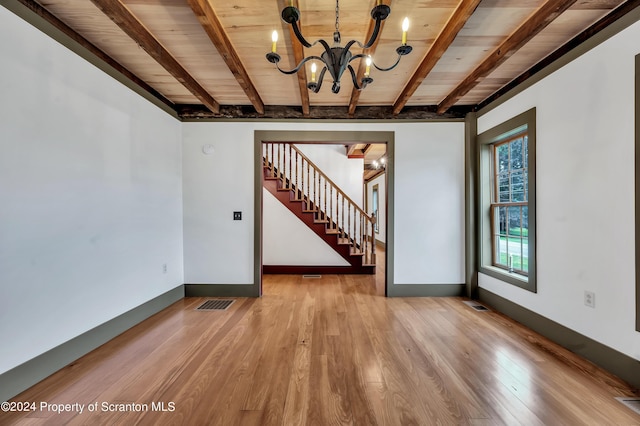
437;0;578;114
393;0;482;115
188;0;265;115
89;0;220;114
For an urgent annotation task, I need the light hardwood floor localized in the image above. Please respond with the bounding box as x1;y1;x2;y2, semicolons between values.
2;268;639;425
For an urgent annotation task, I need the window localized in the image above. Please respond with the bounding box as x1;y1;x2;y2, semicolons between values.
372;184;379;233
478;108;536;292
491;134;528;274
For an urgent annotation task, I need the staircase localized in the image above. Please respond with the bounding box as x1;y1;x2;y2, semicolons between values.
263;143;376;275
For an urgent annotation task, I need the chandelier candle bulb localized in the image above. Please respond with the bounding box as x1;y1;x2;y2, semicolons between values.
311;62;317;82
365;56;371;77
271;31;278;53
402;17;409;45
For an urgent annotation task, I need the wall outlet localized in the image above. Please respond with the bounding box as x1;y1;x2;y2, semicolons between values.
584;290;595;308
162;263;167;274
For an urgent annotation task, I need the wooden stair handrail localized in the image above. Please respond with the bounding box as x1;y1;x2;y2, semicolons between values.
289;145;371;221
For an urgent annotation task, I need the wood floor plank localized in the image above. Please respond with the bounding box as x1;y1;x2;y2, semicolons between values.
2;261;639;425
281;290;314;426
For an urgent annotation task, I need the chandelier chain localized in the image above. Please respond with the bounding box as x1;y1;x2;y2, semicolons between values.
335;0;339;32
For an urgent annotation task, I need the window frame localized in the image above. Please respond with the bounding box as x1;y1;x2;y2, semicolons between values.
634;54;640;332
372;184;380;234
478;108;536;292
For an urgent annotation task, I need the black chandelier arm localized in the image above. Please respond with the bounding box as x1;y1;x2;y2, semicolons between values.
274;55;325;75
290;20;313;48
348;53;368;63
371;54;403;72
347;65;373;91
362;17;383;49
347;65;365;90
346;52;404;72
316;38;335;62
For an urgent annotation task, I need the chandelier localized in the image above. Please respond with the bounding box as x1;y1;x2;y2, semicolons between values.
266;0;412;94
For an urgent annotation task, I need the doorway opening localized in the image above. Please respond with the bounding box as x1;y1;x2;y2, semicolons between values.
254;131;394;297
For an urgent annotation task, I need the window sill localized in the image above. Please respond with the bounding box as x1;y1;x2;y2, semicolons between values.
479;265;535;292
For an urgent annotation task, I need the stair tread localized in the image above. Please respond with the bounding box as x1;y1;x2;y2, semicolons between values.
325;229;340;235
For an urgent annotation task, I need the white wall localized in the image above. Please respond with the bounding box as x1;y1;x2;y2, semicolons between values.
182;123;255;284
296;144;364;207
478;20;640;361
182;121;465;286
394;123;465;284
0;7;184;374
366;173;387;244
263;189;349;266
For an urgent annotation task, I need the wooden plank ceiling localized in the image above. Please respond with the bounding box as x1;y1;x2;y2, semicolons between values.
13;0;638;120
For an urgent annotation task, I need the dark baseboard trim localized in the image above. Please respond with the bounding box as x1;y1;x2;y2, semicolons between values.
184;284;260;297
262;265;375;275
479;288;640;390
0;285;184;402
388;284;465;297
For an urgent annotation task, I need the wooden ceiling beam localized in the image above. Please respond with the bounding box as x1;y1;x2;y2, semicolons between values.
281;0;310;117
89;0;220;114
476;0;640;111
363;144;374;155
437;0;578;114
392;0;482;115
177;104;472;120
187;0;264;115
348;0;391;117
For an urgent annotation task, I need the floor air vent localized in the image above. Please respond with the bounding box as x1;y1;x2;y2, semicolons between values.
303;275;322;279
463;300;490;312
196;300;234;311
616;397;640;415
